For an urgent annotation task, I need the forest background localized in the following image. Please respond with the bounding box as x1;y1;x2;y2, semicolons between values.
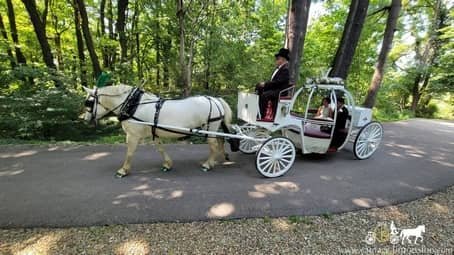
0;0;452;142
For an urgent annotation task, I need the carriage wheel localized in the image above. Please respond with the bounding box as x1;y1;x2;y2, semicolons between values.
255;137;296;178
353;121;383;160
239;125;270;154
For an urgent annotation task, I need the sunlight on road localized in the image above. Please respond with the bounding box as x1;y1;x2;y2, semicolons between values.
249;181;300;199
207;202;235;218
0;169;24;177
82;152;111;160
0;150;37;159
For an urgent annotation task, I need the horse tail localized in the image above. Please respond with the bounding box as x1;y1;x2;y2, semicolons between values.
218;97;233;132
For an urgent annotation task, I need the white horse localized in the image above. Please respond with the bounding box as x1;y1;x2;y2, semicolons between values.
400;225;425;245
83;84;233;178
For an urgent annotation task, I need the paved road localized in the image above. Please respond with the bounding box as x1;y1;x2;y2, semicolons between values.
0;119;453;228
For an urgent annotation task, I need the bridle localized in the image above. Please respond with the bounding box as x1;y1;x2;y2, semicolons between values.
84;87;133;124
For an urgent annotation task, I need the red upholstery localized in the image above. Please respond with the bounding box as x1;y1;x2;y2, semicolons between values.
286;125;331;139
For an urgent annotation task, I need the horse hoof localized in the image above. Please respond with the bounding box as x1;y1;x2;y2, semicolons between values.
115;172;128;178
161;166;172;172
201;166;210;172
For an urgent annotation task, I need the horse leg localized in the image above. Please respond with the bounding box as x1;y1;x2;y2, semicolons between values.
217;138;229;161
156;138;173;171
116;133;140;178
201;137;219;171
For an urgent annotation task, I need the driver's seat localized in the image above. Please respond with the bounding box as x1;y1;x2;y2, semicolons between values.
259;86;295;122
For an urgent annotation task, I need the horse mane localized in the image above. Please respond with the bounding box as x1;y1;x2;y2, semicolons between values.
98;84;157;99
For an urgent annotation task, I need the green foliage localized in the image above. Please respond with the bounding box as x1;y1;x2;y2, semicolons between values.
0;87;122;141
417;103;439;119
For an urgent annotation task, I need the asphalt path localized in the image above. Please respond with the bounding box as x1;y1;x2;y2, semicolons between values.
0;119;453;228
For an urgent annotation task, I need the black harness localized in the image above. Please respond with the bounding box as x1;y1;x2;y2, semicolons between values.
118;88;145;121
152;98;166;139
85;89;229;140
204;96;224;137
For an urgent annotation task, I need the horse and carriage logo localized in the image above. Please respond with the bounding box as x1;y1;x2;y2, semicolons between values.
365;221;425;245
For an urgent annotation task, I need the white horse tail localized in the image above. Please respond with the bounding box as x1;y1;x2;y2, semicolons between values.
218;97;233;131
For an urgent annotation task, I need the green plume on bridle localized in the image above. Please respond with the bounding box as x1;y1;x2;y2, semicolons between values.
96;72;112;88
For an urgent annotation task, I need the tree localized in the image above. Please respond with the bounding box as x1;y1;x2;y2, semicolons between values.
329;0;369;79
117;0;129;63
75;0;102;78
285;0;311;84
177;0;187;96
99;0;109;67
408;0;448;112
363;0;402;108
21;0;55;69
72;0;87;86
0;12;15;68
6;0;26;65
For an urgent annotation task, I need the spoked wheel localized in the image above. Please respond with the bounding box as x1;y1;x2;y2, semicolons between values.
255;137;296;178
238;125;270;154
353;121;383;160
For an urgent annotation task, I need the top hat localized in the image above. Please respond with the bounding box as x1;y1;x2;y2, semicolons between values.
275;48;290;60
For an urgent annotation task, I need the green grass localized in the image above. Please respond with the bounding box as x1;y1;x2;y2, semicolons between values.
373;108;413;122
288;215;312;224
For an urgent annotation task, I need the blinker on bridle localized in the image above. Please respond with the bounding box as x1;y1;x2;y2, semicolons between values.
84;87;139;125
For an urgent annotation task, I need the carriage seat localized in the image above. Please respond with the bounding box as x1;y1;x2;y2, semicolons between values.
279;85;295;100
303;124;331;139
258;85;295;122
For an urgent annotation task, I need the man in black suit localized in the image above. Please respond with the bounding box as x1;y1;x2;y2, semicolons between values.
255;48;291;118
329;97;349;151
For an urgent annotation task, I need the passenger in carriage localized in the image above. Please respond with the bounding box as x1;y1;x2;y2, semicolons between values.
255;48;291;119
315;97;333;119
329;97;349;152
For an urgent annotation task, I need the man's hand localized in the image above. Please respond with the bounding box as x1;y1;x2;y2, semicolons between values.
256;82;265;87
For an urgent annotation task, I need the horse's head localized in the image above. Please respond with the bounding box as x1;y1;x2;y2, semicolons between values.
83;85;133;124
419;225;425;233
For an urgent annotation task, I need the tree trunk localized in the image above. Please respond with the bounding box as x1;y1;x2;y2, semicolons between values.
409;0;446;113
117;0;129;63
410;74;422;112
7;0;26;64
132;1;142;79
285;0;311;85
0;12;15;68
107;0;116;65
21;0;55;69
363;0;401;108
73;1;86;86
54;33;64;70
186;40;194;93
329;0;369;79
42;0;50;29
75;0;102;79
100;0;106;34
100;0;109;68
177;0;189;96
163;38;171;88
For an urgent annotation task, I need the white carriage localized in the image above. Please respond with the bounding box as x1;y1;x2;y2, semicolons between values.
125;77;383;178
236;77;384;177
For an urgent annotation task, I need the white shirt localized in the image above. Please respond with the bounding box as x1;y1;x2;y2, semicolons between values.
271;63;286;80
